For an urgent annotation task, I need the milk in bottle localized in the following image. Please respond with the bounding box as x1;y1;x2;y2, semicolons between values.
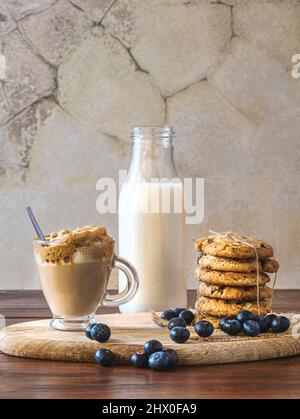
118;127;187;313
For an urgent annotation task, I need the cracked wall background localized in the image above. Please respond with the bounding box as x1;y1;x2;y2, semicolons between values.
0;0;300;289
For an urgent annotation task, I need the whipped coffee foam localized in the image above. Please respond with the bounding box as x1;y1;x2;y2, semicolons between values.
34;225;115;265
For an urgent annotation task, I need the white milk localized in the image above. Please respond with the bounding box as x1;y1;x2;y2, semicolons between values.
118;182;187;313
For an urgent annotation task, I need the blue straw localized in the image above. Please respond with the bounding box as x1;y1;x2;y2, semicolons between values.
27;207;46;243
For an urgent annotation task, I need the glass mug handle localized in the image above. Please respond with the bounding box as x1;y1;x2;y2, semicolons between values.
102;255;139;306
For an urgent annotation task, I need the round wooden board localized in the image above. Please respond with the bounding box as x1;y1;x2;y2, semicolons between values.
0;312;300;365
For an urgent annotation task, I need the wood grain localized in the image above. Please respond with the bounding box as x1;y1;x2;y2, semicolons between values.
1;289;299;318
1;312;300;365
0;290;300;399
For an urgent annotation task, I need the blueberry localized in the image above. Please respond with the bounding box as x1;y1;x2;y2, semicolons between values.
174;308;186;317
148;351;170;371
95;348;115;366
236;310;255;324
222;319;242;336
194;320;214;337
91;323;111;342
179;310;194;325
271;316;291;333
161;309;177;321
168;317;186;330
130;352;149;368
144;339;163;355
170;326;190;343
164;349;178;367
257;315;272;333
267;313;278;322
85;322;95;340
243;320;261;337
219;316;235;331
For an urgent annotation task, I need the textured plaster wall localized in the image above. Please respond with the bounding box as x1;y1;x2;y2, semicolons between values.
0;0;299;289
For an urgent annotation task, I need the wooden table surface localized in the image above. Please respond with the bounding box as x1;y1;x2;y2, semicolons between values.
0;290;299;399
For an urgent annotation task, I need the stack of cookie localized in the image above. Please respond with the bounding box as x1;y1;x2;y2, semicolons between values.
194;234;279;328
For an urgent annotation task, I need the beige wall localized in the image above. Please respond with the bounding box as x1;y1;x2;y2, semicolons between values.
0;0;299;289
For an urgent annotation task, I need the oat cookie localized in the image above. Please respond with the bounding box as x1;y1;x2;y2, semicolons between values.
198;282;273;301
195;297;271;317
195;267;271;287
261;258;280;273
199;255;279;273
194;234;273;259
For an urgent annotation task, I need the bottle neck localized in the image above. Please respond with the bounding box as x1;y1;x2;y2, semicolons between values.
131;126;174;145
127;127;179;182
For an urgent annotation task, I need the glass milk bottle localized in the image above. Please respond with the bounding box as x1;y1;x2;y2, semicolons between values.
118;126;187;313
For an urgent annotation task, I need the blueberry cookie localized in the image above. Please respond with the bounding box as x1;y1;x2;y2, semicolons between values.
262;258;280;273
199;254;279;273
195;297;271;317
198;282;273;301
195;267;271;287
194;234;273;259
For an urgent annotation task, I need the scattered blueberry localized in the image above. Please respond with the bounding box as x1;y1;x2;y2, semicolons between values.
91;323;111;342
85;322;95;340
170;326;190;343
164;349;178;367
267;313;278;322
95;348;115;366
236;310;255;324
243;320;261;337
219;316;235;331
222;319;242;336
130;352;149;368
179;310;194;325
148;351;170;371
168;317;186;330
257;315;272;333
144;339;163;355
270;316;291;333
194;320;214;337
174;308;186;317
161;309;177;321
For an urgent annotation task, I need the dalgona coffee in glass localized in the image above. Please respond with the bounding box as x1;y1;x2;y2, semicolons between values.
34;225;139;331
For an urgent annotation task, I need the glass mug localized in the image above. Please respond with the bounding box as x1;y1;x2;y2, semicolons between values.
33;239;139;331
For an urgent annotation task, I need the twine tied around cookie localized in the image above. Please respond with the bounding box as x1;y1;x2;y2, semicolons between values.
270;271;277;308
208;230;263;315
